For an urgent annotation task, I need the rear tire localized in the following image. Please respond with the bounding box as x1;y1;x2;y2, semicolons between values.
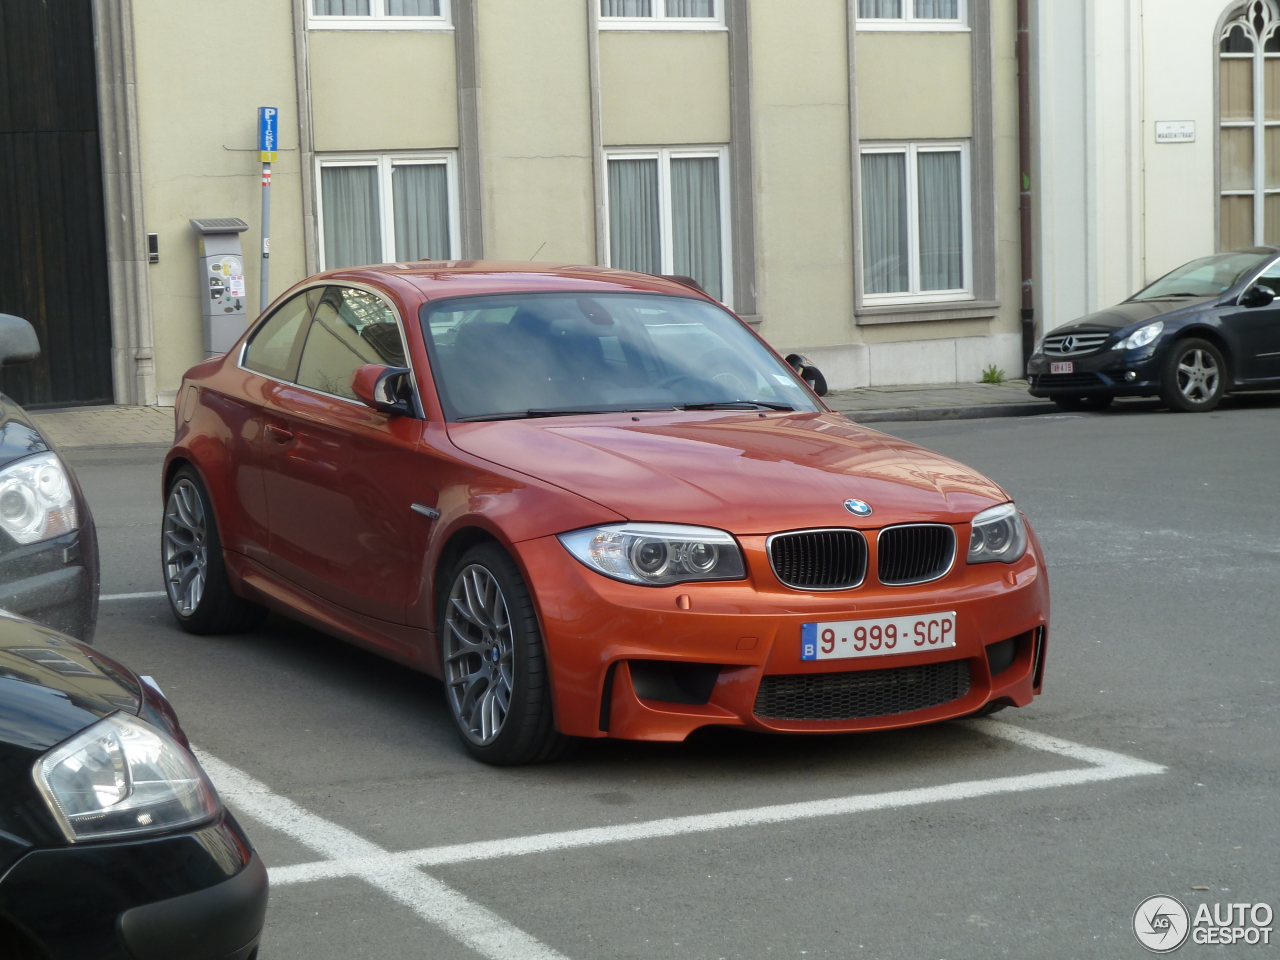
162;467;267;635
439;542;575;765
1159;337;1226;412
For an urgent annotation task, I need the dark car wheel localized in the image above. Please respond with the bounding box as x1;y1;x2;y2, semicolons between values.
162;467;267;635
1159;337;1226;412
440;543;573;765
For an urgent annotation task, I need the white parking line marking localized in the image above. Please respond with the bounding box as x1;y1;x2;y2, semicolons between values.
259;720;1165;886
195;751;570;960
198;721;1165;959
100;590;167;601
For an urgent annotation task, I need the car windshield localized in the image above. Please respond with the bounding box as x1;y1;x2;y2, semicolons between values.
1129;252;1272;301
420;293;821;421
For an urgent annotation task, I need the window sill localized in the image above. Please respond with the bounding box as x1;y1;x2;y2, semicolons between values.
599;20;727;31
856;299;999;325
856;21;970;32
308;18;454;31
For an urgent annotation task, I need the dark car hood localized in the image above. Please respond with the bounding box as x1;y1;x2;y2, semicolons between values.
0;614;140;751
447;411;1009;535
0;395;50;470
1055;297;1216;332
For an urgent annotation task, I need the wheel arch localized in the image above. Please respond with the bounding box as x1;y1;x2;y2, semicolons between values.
1165;325;1235;383
432;525;505;629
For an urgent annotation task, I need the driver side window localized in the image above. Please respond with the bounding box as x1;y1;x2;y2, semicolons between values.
1253;259;1280;296
295;287;408;400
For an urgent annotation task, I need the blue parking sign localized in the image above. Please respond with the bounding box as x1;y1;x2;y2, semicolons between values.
258;107;278;161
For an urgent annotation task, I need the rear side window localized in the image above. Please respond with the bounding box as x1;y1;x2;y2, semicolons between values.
243;290;317;380
296;287;407;400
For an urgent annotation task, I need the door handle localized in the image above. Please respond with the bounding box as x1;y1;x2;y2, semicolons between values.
265;424;294;443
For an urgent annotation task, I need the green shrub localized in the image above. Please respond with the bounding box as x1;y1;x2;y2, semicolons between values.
980;364;1006;384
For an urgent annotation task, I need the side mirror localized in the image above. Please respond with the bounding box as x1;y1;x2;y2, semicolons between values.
351;364;415;416
0;315;40;366
1241;284;1276;308
785;353;828;397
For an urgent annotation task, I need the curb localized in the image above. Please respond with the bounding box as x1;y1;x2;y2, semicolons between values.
839;402;1055;424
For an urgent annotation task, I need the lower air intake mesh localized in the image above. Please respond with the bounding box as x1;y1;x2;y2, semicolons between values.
753;659;971;721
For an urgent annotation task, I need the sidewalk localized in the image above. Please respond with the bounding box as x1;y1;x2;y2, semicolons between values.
31;405;174;450
824;379;1051;423
26;381;1051;449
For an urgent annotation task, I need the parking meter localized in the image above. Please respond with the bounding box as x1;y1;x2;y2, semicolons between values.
189;218;250;357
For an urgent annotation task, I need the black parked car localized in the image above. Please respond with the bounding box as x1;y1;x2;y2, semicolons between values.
0;613;267;960
0;315;99;640
1027;248;1280;412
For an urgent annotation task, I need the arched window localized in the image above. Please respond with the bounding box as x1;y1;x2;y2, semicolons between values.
1219;1;1280;248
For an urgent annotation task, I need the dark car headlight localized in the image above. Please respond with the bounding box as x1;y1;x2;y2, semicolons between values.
33;713;221;841
967;503;1028;565
0;452;78;545
1117;320;1163;351
558;523;746;586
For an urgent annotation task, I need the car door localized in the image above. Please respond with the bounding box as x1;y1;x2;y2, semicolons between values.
226;288;318;564
260;284;428;625
1227;259;1280;381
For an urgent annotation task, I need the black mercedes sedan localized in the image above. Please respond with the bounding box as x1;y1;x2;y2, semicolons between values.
0;315;99;640
0;612;267;960
1027;249;1280;412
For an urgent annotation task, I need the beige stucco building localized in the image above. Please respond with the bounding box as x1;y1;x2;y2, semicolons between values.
80;0;1026;406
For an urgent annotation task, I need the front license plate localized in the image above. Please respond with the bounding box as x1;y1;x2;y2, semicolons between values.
801;612;957;661
1050;361;1074;374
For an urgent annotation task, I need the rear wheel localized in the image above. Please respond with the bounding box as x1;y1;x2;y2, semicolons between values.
440;543;574;765
162;467;267;634
1159;337;1226;412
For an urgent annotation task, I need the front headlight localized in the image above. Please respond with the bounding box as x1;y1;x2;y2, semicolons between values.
558;523;746;586
1118;320;1164;350
34;713;221;841
967;502;1028;565
0;452;78;544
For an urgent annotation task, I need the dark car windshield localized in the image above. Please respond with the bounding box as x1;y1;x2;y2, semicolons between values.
1129;252;1272;301
419;293;821;421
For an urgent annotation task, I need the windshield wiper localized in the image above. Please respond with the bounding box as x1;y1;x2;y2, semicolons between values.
1139;292;1206;299
677;400;795;411
455;406;675;422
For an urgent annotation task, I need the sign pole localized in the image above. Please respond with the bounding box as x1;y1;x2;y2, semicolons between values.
257;107;279;315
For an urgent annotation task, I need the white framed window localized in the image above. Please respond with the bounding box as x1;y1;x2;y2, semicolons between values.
1218;1;1280;248
856;0;968;32
599;0;725;32
605;147;732;306
308;0;452;31
860;142;971;304
316;153;460;270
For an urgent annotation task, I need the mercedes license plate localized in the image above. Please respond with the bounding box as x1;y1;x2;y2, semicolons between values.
1050;361;1074;374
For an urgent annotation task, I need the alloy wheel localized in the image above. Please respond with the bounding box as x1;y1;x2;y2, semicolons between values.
1175;348;1219;403
162;479;208;616
444;564;515;745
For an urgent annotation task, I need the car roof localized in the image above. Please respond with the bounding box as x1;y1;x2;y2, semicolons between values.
305;260;714;304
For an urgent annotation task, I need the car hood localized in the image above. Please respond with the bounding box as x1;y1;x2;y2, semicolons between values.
0;395;51;470
0;613;140;752
1055;297;1215;333
447;411;1009;535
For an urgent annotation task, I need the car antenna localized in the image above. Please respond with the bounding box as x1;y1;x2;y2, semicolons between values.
529;241;547;261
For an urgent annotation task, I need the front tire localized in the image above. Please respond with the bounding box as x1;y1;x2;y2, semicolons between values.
1159;337;1226;412
440;543;573;765
162;467;267;635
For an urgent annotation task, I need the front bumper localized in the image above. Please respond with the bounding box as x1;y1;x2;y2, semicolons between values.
0;526;99;643
1026;347;1161;397
0;813;267;960
514;525;1050;741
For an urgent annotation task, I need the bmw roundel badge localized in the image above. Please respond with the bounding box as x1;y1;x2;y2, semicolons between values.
844;499;873;517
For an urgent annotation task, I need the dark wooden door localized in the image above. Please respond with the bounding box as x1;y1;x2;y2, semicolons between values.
0;0;113;407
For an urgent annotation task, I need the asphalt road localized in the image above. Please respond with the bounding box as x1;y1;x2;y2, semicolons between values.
73;400;1280;960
